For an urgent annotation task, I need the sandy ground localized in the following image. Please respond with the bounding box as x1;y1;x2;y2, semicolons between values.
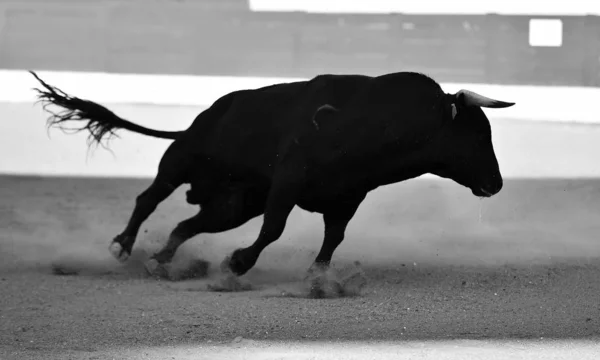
1;174;599;359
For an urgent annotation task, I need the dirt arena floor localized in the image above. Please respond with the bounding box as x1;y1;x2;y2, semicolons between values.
1;173;599;359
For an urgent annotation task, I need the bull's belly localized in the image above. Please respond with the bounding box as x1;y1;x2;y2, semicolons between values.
296;179;371;214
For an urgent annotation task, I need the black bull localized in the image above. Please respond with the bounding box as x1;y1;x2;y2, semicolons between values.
30;71;514;278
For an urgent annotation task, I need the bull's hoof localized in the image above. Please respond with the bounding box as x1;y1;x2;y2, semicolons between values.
304;262;329;281
108;240;130;263
223;248;257;276
303;262;367;299
144;258;170;279
309;273;344;299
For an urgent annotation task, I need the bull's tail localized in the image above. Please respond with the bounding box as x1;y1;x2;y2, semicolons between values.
30;71;184;149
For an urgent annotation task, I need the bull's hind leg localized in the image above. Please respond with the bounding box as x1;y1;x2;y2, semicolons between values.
145;188;267;278
109;142;192;262
109;178;177;262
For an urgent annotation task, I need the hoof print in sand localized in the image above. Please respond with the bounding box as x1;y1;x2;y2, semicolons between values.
306;267;367;299
51;262;80;276
207;273;253;292
147;258;211;281
271;263;367;299
207;259;253;292
169;259;211;281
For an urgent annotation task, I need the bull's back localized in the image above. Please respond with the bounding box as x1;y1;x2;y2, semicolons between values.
197;74;372;179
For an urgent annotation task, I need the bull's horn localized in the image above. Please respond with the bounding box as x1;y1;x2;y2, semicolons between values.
456;89;515;108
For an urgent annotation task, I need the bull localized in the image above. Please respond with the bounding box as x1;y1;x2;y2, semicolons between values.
30;71;514;279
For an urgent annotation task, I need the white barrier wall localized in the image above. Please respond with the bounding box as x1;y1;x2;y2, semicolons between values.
1;69;600;178
4;69;600;124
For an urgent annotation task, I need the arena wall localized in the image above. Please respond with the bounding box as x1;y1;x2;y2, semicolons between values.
2;68;600;179
0;1;598;86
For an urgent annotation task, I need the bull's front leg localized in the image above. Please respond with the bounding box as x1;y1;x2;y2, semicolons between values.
304;195;366;297
224;170;302;276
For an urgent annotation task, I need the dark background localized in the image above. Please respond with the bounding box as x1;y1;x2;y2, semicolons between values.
0;0;598;86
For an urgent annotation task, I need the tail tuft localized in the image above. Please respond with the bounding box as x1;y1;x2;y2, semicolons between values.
30;71;124;149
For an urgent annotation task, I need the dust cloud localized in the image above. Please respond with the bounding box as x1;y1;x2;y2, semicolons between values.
2;175;599;293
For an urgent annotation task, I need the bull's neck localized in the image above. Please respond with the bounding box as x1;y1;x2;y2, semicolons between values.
362;149;435;189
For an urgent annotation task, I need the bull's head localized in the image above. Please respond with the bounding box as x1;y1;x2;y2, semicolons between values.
432;89;515;198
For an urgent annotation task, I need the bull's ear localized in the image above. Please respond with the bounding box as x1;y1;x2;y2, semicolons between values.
455;89;515;109
315;104;339;115
312;104;339;129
